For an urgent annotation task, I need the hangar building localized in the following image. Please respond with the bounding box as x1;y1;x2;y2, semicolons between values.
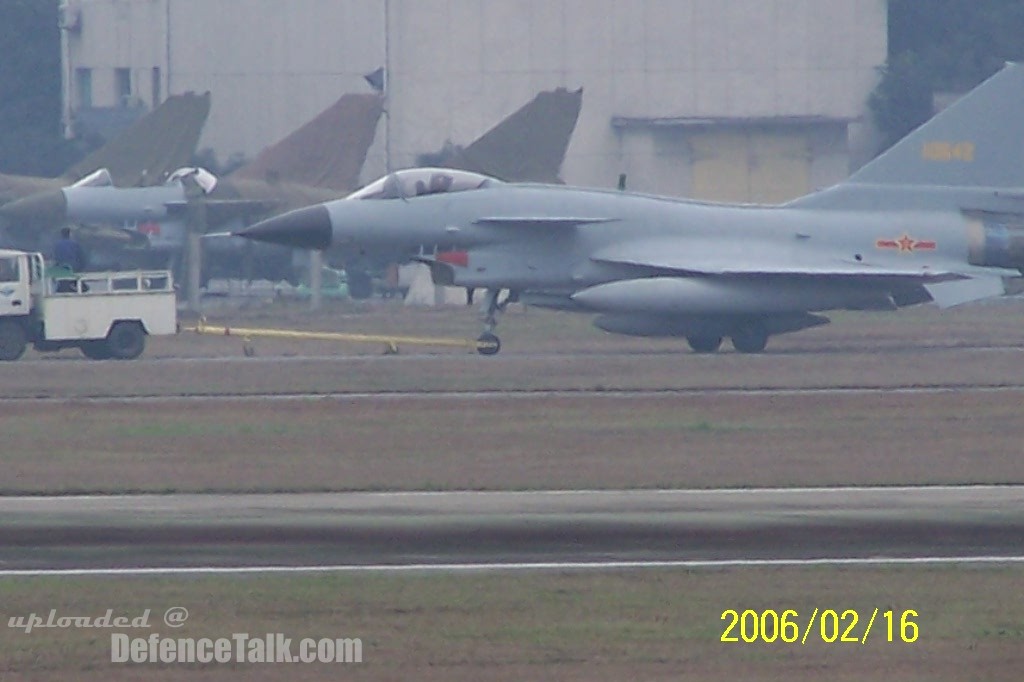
59;0;887;202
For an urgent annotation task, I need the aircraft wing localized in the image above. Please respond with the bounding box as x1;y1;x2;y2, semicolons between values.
590;237;1018;281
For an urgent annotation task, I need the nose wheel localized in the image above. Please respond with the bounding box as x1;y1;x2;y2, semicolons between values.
476;288;517;356
476;332;501;355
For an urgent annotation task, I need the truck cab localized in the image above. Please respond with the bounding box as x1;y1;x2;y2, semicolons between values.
0;249;43;319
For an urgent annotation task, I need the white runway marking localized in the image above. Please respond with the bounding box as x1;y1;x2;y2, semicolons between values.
7;482;1023;502
4;384;1024;405
15;342;1024;368
3;556;1024;577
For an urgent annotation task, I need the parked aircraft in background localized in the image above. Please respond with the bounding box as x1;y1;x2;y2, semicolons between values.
1;162;339;281
0;91;211;205
0;91;211;258
237;64;1024;354
0;94;383;283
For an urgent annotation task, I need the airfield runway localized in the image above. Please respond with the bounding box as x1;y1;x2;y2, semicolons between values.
2;486;1023;571
4;304;1024;573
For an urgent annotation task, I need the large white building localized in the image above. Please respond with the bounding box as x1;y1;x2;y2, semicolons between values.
60;0;888;202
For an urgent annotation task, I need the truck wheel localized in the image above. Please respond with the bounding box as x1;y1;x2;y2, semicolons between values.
105;321;146;360
0;320;27;361
81;340;112;360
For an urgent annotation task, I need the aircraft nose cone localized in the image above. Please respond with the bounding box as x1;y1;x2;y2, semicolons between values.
235;204;332;250
0;189;67;226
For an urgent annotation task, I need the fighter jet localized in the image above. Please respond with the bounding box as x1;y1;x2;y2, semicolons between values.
237;63;1024;355
0;91;211;206
0;89;211;268
334;86;582;296
0;91;211;257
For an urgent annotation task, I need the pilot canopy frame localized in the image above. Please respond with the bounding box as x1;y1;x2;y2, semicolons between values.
347;168;500;201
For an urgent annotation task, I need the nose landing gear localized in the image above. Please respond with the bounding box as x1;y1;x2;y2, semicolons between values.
476;331;501;355
476;288;518;356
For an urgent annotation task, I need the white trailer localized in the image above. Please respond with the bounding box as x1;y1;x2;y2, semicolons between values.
0;249;176;361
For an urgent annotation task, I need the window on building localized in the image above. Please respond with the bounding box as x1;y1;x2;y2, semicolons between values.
75;68;92;108
151;67;161;108
116;68;132;105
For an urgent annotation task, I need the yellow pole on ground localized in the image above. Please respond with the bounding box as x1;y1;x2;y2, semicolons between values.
182;319;488;353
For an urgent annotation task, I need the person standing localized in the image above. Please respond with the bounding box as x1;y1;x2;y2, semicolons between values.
53;227;87;272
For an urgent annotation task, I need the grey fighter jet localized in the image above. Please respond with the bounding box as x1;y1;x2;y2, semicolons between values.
237;63;1024;355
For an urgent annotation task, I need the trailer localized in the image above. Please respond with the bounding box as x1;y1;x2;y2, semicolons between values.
0;249;176;361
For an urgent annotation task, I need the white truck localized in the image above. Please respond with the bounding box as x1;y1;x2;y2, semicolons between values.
0;249;177;361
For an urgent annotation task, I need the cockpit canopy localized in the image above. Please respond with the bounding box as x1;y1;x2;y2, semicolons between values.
348;168;500;200
167;167;218;194
70;168;113;188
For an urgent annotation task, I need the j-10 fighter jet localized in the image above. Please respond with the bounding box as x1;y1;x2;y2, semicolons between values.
238;64;1024;355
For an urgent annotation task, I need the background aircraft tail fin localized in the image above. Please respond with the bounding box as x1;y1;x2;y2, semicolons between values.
847;62;1024;189
419;88;583;184
64;91;211;187
232;93;384;192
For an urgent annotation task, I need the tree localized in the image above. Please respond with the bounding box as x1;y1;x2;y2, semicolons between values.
871;0;1024;154
0;0;82;176
867;53;935;152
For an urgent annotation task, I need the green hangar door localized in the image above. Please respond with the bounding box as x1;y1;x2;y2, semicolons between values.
690;129;811;204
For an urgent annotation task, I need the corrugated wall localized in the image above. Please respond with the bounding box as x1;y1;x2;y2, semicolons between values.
63;0;886;196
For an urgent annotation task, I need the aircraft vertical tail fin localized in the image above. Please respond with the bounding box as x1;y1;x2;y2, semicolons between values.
64;91;211;187
232;93;384;192
847;62;1024;189
426;88;583;184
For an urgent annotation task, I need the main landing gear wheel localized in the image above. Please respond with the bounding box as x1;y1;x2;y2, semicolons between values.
476;332;501;356
686;334;723;354
731;322;769;354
